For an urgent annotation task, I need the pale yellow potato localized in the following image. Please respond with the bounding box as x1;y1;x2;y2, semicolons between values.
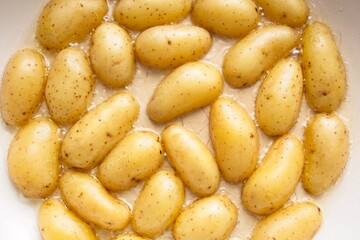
45;47;94;124
114;0;191;31
255;58;303;136
210;97;259;182
113;234;150;240
97;131;164;191
161;124;220;196
61;91;139;169
223;25;300;88
59;170;131;231
1;49;46;126
241;134;304;215
36;0;107;50
147;62;223;123
302;21;347;112
135;25;212;69
8;117;60;198
39;199;98;240
302;113;349;195
251;202;322;240
132;170;185;237
90;22;135;88
191;0;260;37
173;195;238;240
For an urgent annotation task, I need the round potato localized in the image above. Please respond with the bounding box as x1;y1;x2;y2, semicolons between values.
113;234;150;240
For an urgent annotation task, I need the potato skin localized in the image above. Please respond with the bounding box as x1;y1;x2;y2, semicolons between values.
302;21;347;112
302;113;349;195
7;117;60;198
241;134;304;215
135;25;212;69
1;49;46;126
223;25;300;88
210;97;259;182
113;234;150;240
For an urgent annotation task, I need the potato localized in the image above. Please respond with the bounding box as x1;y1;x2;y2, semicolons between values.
113;234;150;240
255;58;303;136
39;199;97;240
59;170;131;231
114;0;191;31
7;117;60;198
255;0;309;27
147;62;223;123
45;47;94;124
302;113;349;195
36;0;107;50
302;21;347;112
132;170;185;237
251;202;322;240
209;97;259;182
191;0;260;37
90;22;135;88
223;25;300;88
173;195;238;240
97;131;164;191
1;49;46;126
135;25;212;69
61;91;139;169
241;134;304;215
161;124;220;196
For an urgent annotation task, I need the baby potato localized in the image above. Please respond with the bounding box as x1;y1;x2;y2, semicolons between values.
1;49;46;126
302;113;349;195
61;92;139;169
45;47;94;124
97;131;164;191
147;62;223;123
161;124;220;196
135;25;212;69
39;199;98;240
132;170;185;237
210;97;259;183
59;170;131;231
223;25;300;88
255;58;303;136
36;0;107;50
113;234;150;240
191;0;260;37
8;117;60;198
302;21;347;112
241;134;304;215
90;22;135;88
173;195;238;240
114;0;191;31
251;202;322;240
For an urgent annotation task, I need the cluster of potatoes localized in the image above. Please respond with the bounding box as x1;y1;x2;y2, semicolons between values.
0;0;350;239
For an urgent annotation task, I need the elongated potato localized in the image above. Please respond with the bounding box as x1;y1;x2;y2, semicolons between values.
132;170;185;237
36;0;107;50
1;49;46;126
135;25;212;69
223;25;300;88
97;131;164;191
191;0;260;37
241;134;304;215
113;234;150;240
251;202;322;240
302;21;347;112
255;58;303;136
147;62;223;123
302;113;349;195
8;117;60;198
45;47;94;124
161;124;220;196
59;171;131;231
173;195;238;240
90;22;135;88
39;199;97;240
210;97;259;182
